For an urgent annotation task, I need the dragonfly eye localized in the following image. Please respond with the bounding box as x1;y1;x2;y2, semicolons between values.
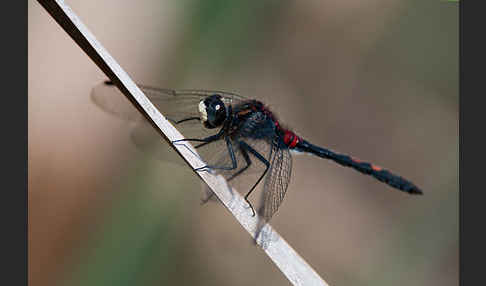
199;95;227;129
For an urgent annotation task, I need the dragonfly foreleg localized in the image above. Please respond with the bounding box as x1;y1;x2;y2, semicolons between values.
174;117;200;124
172;127;224;147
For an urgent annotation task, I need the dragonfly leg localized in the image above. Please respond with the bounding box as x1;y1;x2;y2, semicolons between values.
227;145;251;182
194;141;213;149
174;117;200;124
238;141;270;217
172;127;224;145
195;136;238;172
166;116;200;127
173;134;219;144
201;143;251;206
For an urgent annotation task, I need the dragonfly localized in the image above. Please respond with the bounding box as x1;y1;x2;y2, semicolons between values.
91;81;423;224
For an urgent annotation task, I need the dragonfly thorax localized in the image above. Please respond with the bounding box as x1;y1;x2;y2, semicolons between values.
198;94;227;129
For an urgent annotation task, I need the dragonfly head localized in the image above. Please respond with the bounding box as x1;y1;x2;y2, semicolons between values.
198;94;227;129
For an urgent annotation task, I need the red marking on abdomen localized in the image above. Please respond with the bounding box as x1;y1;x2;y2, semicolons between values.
371;165;383;171
352;156;382;171
351;157;362;163
283;130;300;148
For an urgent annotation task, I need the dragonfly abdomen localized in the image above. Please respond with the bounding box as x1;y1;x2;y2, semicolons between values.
295;140;423;195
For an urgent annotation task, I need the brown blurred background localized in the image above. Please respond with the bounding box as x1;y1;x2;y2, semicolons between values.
29;1;458;285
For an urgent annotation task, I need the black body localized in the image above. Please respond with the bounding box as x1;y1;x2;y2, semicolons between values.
294;140;422;194
91;81;423;226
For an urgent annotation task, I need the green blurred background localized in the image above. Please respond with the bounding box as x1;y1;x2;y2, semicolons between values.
29;1;458;285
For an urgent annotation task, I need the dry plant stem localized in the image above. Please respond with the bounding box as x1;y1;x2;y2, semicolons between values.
37;1;329;285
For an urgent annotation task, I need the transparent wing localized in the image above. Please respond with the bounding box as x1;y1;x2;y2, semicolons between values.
213;138;272;181
90;81;247;163
91;82;144;122
90;81;246;123
258;144;293;222
200;137;274;203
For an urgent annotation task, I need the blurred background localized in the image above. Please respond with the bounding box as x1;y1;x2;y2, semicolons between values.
29;1;458;285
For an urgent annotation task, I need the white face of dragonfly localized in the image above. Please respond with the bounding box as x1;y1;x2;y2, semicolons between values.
198;100;208;123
